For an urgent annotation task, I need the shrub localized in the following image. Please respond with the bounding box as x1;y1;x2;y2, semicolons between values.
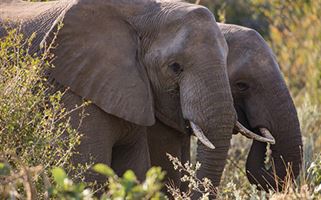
0;162;166;200
92;164;166;200
0;27;88;199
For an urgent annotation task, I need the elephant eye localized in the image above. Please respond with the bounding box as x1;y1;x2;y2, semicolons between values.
236;82;249;91
169;62;183;74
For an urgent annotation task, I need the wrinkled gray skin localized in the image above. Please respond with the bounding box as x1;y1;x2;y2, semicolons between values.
148;23;303;192
0;0;236;193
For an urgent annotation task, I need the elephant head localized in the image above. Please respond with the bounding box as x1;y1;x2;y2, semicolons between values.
0;0;237;189
219;24;303;191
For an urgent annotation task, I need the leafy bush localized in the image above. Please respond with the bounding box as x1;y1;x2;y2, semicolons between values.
0;162;166;200
0;27;89;199
92;164;166;200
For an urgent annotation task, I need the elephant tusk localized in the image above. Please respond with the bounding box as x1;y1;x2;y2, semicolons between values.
235;121;275;144
259;128;276;144
190;122;215;149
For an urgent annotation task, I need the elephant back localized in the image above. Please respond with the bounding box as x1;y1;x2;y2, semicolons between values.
0;0;74;54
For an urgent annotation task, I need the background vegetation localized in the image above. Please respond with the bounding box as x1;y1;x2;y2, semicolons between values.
1;0;321;199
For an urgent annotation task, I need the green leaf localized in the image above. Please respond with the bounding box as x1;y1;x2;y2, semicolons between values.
146;167;165;181
93;163;115;177
123;170;137;182
52;167;67;186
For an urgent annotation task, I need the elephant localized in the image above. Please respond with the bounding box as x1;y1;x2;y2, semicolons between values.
0;0;237;192
148;23;303;193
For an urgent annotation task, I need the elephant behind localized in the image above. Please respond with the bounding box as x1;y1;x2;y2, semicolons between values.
148;23;302;193
0;0;236;195
221;23;302;191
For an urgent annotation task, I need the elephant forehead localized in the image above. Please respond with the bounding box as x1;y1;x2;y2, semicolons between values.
227;47;252;75
147;26;188;61
227;46;278;79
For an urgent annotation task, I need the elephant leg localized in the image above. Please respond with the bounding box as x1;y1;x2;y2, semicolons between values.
112;127;151;181
147;119;190;189
61;90;119;184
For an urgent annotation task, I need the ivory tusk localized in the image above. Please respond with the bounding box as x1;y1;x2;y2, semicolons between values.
190;122;215;149
235;121;275;144
260;128;276;144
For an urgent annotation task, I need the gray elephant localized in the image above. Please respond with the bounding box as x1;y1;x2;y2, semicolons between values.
148;23;303;192
0;0;237;189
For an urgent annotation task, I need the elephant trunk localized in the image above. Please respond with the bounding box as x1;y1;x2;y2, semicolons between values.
246;89;302;191
180;64;236;195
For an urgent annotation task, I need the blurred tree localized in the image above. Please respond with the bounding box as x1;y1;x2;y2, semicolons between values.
252;0;321;103
187;0;269;36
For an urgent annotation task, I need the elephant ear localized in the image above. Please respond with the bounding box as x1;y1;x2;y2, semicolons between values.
51;2;155;126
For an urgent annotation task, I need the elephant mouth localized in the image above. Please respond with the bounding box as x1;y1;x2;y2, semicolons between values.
233;105;275;144
234;121;275;144
190;121;216;149
184;120;216;149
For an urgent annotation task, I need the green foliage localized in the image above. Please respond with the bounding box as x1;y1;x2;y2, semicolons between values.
50;167;91;200
0;162;166;200
0;28;84;169
93;164;166;200
49;164;166;200
0;28;89;199
92;164;115;177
